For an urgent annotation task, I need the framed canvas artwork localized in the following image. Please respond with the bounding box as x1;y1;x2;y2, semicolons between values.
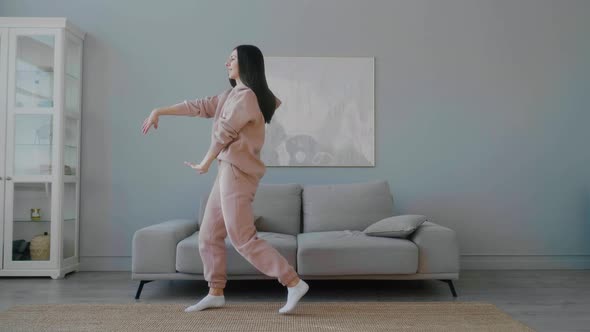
262;57;375;167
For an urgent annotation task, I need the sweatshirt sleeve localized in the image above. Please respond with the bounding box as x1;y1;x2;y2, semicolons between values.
168;95;220;118
207;90;259;157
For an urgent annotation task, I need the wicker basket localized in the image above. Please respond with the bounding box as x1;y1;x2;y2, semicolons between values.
30;232;50;260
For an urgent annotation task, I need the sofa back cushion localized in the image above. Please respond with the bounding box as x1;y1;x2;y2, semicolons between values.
199;183;302;235
302;180;393;232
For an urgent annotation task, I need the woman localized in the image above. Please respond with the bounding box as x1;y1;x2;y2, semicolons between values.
141;45;309;314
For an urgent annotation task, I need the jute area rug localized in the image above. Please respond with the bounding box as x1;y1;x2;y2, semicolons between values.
0;301;535;332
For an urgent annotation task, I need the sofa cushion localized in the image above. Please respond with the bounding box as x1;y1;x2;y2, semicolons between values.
364;215;428;238
297;230;418;275
199;183;302;235
176;231;297;274
302;180;394;232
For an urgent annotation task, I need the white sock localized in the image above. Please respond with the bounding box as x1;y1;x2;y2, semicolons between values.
279;279;309;314
184;294;225;312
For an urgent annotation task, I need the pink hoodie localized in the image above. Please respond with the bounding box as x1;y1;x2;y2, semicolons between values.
170;81;281;180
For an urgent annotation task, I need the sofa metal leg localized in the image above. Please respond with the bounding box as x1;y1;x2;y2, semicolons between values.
440;279;458;297
135;280;153;299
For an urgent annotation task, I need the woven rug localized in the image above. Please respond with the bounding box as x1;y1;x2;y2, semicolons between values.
0;302;534;332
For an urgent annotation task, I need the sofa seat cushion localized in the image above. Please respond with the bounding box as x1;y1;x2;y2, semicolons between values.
176;231;297;274
297;230;418;275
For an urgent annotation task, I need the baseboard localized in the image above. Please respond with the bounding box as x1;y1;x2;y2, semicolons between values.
80;257;132;271
460;255;590;270
79;255;590;272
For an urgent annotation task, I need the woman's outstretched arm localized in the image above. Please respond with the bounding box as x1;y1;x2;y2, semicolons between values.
165;95;219;118
142;94;221;135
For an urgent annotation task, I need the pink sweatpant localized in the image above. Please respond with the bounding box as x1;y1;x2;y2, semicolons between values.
198;159;299;289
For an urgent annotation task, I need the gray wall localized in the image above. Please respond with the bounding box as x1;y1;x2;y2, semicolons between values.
1;0;589;270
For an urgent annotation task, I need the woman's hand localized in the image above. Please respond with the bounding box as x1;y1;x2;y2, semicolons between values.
184;161;211;174
142;109;160;135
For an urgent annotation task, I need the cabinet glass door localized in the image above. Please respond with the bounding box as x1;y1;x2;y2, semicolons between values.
65;34;81;116
63;32;81;263
3;182;54;267
64;116;78;176
6;28;63;182
12;32;56;109
62;183;77;260
4;29;60;269
13;114;54;176
0;28;8;269
63;117;79;261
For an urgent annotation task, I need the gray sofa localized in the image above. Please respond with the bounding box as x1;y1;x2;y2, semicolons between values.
132;180;460;299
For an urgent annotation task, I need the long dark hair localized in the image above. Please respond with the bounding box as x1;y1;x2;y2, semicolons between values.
229;45;278;124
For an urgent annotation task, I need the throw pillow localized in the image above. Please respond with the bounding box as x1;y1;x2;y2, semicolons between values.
363;214;428;238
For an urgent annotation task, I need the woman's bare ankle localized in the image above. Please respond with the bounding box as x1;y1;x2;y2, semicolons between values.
286;276;300;288
209;288;224;296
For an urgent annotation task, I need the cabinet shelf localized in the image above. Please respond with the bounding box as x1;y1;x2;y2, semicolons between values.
14;218;75;223
16;86;52;101
17;69;54;73
15;144;77;149
14;220;50;223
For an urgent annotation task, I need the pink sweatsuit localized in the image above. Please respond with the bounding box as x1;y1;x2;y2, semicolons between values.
170;81;298;289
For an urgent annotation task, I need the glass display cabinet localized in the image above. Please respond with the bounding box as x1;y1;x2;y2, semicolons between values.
0;18;84;279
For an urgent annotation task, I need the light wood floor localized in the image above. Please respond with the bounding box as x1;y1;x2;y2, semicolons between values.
1;270;589;332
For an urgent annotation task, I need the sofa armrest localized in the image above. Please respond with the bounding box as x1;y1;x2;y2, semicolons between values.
408;221;460;274
132;219;198;274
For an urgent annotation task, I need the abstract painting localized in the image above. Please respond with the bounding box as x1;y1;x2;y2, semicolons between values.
262;57;374;167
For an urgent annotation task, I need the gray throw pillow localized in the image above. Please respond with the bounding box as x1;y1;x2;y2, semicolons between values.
363;215;428;238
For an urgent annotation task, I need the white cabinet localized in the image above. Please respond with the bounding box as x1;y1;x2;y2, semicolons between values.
0;18;84;279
